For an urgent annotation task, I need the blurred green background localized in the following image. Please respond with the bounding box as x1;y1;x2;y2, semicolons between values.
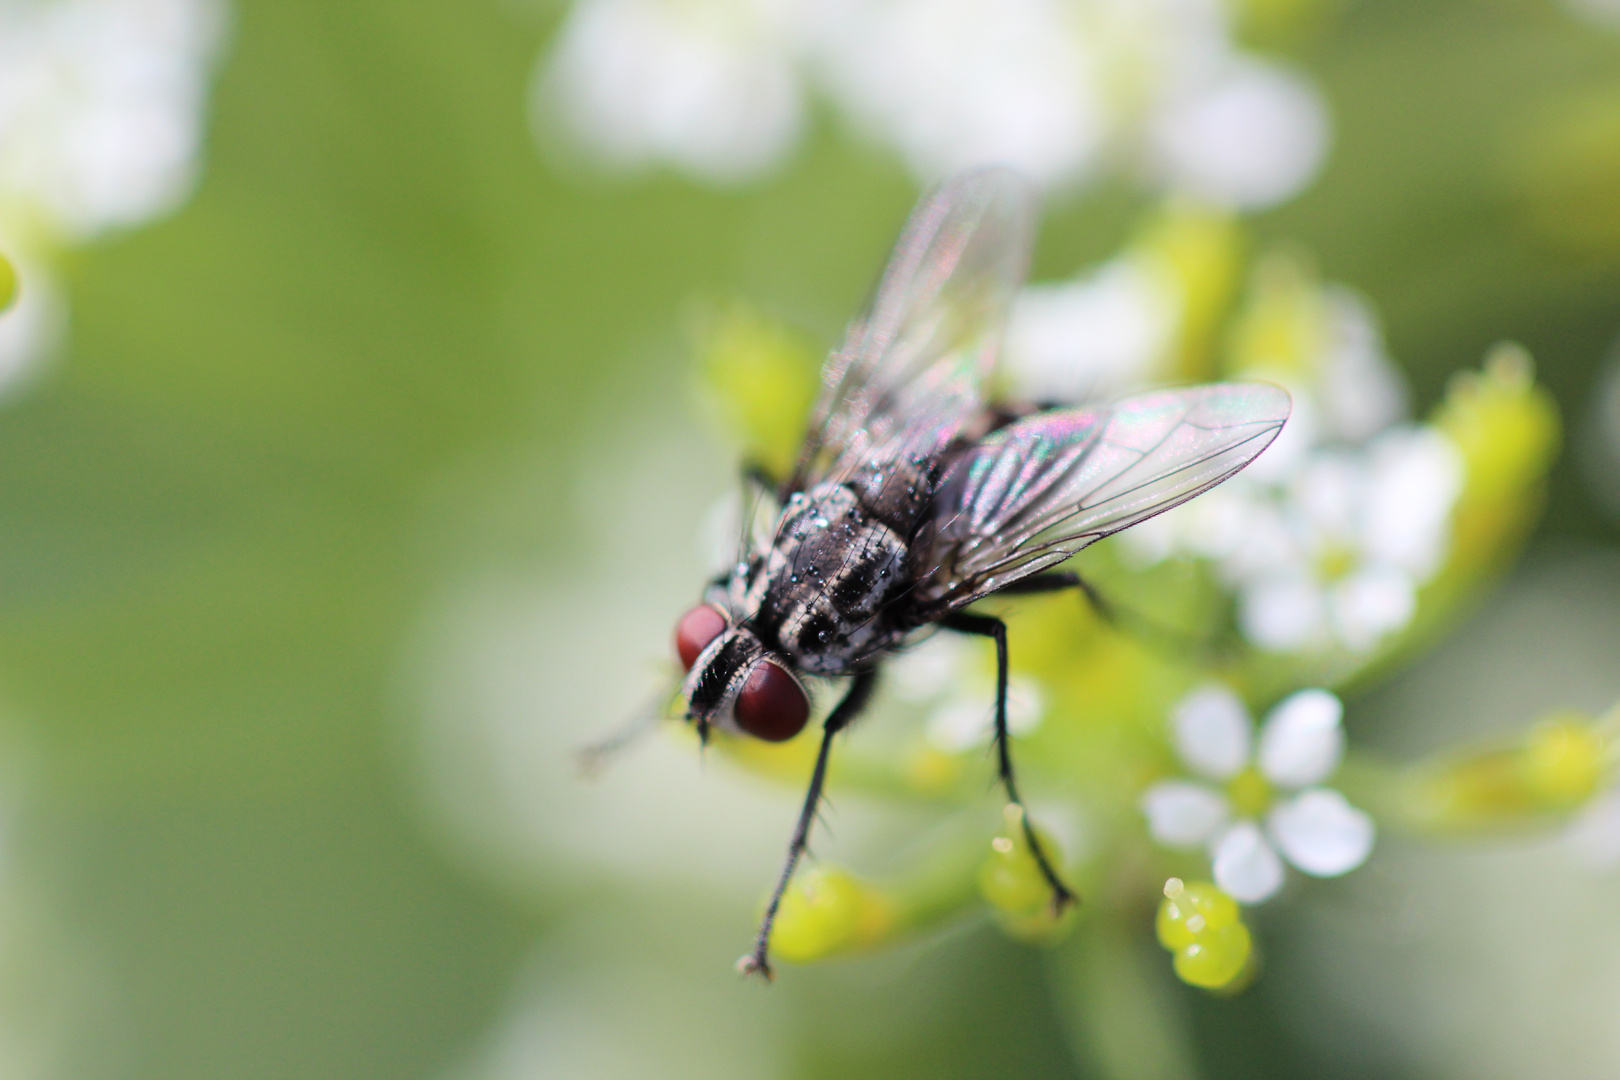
3;0;1620;1078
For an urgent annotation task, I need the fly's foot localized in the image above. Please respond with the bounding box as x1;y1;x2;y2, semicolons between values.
735;951;775;982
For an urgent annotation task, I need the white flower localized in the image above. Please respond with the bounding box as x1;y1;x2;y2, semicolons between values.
814;0;1105;188
1147;56;1328;211
1001;255;1176;403
0;0;224;394
1120;280;1460;657
1231;426;1465;653
0;0;226;239
1141;684;1375;903
885;634;1044;752
533;0;1330;207
533;0;810;184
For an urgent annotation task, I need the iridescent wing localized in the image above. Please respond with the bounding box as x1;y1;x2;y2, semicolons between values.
915;383;1291;608
789;168;1036;492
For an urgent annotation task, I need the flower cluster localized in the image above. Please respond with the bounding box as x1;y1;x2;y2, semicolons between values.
0;0;226;389
534;0;1327;206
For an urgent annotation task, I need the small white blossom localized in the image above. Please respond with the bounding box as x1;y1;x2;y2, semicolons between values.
1122;282;1462;657
533;0;1330;207
534;0;809;184
1002;256;1176;403
0;0;225;389
1141;684;1374;903
0;0;226;238
1147;56;1328;211
885;634;1044;752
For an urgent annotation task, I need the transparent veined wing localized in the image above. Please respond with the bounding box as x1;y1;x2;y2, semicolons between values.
915;383;1291;608
790;167;1036;491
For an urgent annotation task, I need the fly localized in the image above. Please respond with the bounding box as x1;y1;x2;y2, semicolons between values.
663;168;1290;979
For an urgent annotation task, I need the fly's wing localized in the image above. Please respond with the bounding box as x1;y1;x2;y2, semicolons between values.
916;383;1291;608
789;168;1036;492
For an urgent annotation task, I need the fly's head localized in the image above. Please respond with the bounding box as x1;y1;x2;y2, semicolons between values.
674;604;809;743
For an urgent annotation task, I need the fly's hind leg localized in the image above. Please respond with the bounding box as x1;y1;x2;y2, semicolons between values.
941;612;1077;913
738;668;879;981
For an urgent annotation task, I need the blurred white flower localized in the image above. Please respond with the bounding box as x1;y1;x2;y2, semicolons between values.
1141;684;1374;903
1229;427;1466;653
0;0;226;238
0;0;226;391
885;633;1044;753
0;255;64;390
1148;57;1328;210
1123;279;1460;656
815;0;1104;187
1002;255;1176;402
1559;0;1620;30
533;0;1330;207
534;0;810;184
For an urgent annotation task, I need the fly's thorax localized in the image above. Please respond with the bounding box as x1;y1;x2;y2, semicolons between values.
848;453;941;535
749;482;911;671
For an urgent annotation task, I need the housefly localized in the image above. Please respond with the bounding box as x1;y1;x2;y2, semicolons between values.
667;168;1290;979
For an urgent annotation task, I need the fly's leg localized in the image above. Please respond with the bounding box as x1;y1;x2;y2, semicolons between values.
996;570;1111;617
998;570;1220;661
942;612;1077;913
738;668;878;981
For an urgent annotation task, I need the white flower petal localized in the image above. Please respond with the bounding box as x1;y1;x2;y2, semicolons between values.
1257;688;1344;787
1141;781;1230;848
1318;287;1408;441
924;699;991;753
1565;789;1620;869
538;0;806;183
1329;565;1416;653
1239;574;1328;652
816;0;1104;186
1003;260;1175;402
1150;58;1329;210
1211;821;1285;903
886;635;973;704
1172;683;1252;780
1005;676;1044;736
1362;426;1464;578
1267;788;1375;877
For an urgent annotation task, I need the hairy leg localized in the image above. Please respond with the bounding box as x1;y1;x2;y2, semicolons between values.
737;668;879;980
942;612;1076;912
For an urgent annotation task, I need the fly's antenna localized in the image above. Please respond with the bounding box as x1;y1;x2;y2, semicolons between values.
576;692;671;777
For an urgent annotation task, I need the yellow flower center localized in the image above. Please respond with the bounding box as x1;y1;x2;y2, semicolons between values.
1315;542;1358;582
1227;766;1273;819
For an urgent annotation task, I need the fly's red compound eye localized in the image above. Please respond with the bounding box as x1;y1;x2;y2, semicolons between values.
734;661;809;743
675;605;727;670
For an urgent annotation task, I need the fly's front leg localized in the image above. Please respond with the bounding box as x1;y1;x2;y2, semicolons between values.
942;612;1077;913
738;668;879;981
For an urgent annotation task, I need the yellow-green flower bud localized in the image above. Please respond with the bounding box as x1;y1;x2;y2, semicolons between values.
1435;344;1559;508
1156;878;1253;990
0;250;14;313
1223;252;1328;385
1402;711;1608;831
695;303;820;480
1522;713;1605;809
978;805;1076;943
1134;202;1245;382
771;866;896;964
